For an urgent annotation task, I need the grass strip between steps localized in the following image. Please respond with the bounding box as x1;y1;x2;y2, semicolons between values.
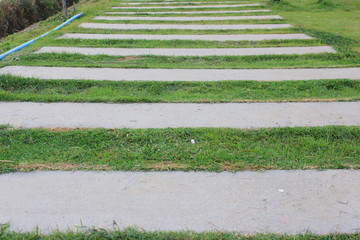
5;53;360;69
66;27;299;35
1;76;360;103
0;126;359;173
0;225;359;240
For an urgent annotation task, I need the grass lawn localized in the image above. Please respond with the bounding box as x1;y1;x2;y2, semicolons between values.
1;126;359;173
1;76;360;103
7;52;360;69
269;0;360;51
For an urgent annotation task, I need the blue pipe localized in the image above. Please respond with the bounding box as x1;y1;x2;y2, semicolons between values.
0;12;83;61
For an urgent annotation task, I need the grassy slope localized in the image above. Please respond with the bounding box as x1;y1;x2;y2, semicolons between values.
1;0;360;105
1;1;360;238
0;0;359;174
269;0;360;50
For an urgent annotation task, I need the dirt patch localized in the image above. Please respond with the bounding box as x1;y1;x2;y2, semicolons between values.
14;162;113;171
146;162;188;171
343;163;360;169
20;22;40;34
219;161;277;171
119;56;142;62
42;127;82;132
353;47;360;53
193;98;356;104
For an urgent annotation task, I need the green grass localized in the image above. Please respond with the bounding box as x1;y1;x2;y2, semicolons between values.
1;76;360;103
269;0;360;51
66;26;299;35
41;38;325;48
0;226;360;240
1;126;359;173
5;52;359;69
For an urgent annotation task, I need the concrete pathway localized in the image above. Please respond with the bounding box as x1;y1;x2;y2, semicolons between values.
0;102;359;128
1;170;360;234
57;33;312;41
34;46;336;56
105;10;271;14
79;23;292;30
112;3;260;9
2;66;359;81
93;15;282;21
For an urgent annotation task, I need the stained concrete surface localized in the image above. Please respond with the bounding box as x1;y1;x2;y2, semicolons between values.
79;23;291;30
1;66;359;81
0;102;359;129
57;33;313;41
105;10;270;14
1;171;360;234
34;46;336;56
112;3;260;9
93;15;282;20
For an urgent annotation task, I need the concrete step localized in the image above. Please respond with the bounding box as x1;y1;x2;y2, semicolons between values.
1;101;359;128
112;3;260;9
79;23;292;30
2;170;359;234
105;9;270;14
2;66;359;81
3;66;360;82
93;15;282;20
57;33;313;41
118;1;250;4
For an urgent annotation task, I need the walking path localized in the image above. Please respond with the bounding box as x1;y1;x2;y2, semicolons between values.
93;15;282;20
1;102;359;129
1;170;359;234
105;10;271;14
79;23;292;30
35;46;336;56
57;33;313;41
112;3;260;9
1;66;358;81
1;0;360;235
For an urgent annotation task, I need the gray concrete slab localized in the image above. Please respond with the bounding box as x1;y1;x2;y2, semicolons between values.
2;66;359;82
105;9;270;14
0;102;359;128
118;1;249;4
112;3;260;9
34;46;337;56
1;170;360;234
79;23;291;30
57;33;313;41
93;15;282;20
